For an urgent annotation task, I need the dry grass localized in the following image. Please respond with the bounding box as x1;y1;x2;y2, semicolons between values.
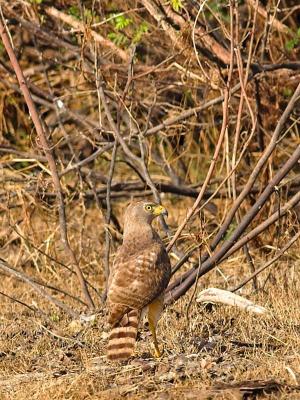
1;2;300;398
0;202;299;399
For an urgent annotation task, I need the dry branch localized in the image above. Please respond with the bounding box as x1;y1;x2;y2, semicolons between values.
166;82;300;296
1;1;300;318
166;144;300;304
0;258;79;318
140;0;189;55
231;230;300;292
166;7;235;252
246;0;290;34
142;0;231;65
221;190;300;261
202;82;300;255
98;79;170;220
196;288;269;315
0;290;39;313
0;10;95;310
45;6;130;62
165;188;300;285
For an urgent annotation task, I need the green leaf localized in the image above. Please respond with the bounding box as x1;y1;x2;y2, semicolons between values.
133;21;149;43
169;0;183;12
50;313;60;322
283;87;292;98
110;14;132;30
68;6;80;19
285;38;298;51
84;9;100;24
107;32;128;46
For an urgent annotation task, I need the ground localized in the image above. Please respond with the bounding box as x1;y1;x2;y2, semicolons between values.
0;249;299;399
0;1;299;398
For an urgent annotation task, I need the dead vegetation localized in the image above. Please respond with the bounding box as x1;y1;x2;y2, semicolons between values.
0;0;300;398
0;262;299;399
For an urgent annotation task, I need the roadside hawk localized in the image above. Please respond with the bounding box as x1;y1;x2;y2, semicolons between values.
106;201;171;361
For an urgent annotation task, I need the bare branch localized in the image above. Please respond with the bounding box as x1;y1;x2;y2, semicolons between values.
0;9;95;309
166;144;300;303
0;258;79;318
45;6;129;62
231;230;300;292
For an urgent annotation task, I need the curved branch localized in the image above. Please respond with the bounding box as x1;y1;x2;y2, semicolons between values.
165;144;300;303
0;10;95;310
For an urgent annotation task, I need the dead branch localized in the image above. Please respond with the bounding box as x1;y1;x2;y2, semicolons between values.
98;79;170;217
168;81;300;286
222;190;300;261
44;6;130;62
1;1;300;320
166;8;235;252
231;0;258;289
143;0;231;65
140;0;189;56
103;140;118;295
246;0;290;34
0;10;95;310
0;290;41;314
231;230;300;292
0;258;79;318
165;144;300;303
196;288;269;314
0;60;102;135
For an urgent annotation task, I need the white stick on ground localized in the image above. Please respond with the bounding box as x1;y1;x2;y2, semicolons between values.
196;288;269;315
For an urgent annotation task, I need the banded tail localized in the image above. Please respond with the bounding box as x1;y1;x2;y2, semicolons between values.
107;309;140;361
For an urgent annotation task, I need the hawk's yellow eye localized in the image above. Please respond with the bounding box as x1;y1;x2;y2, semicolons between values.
145;204;152;212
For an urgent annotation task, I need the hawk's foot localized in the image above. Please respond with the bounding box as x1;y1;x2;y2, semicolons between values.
152;344;164;358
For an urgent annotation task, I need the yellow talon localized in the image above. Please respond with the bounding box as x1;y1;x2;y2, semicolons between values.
148;296;165;359
153;345;163;358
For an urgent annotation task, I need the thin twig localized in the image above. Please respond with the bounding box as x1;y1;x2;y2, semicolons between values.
0;10;95;310
45;6;129;62
104;141;118;296
231;230;300;292
171;82;300;274
0;290;41;314
220;190;300;262
166;2;236;252
165;144;300;303
0;258;79;318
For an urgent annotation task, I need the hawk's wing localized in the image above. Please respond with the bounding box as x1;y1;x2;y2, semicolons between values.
107;243;171;326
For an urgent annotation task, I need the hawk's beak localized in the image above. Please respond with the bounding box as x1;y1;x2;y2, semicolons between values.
153;205;168;217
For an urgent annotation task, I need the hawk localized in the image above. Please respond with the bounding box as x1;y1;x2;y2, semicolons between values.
106;201;171;361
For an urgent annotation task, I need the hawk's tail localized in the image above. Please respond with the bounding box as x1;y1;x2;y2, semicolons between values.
107;309;140;361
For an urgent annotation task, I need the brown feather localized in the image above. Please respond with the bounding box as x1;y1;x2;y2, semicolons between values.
106;201;171;361
107;309;140;361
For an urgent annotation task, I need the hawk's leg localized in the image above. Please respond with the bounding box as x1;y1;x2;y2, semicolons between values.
148;295;164;358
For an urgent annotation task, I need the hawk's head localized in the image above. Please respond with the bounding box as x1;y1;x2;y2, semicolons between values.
124;201;168;226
